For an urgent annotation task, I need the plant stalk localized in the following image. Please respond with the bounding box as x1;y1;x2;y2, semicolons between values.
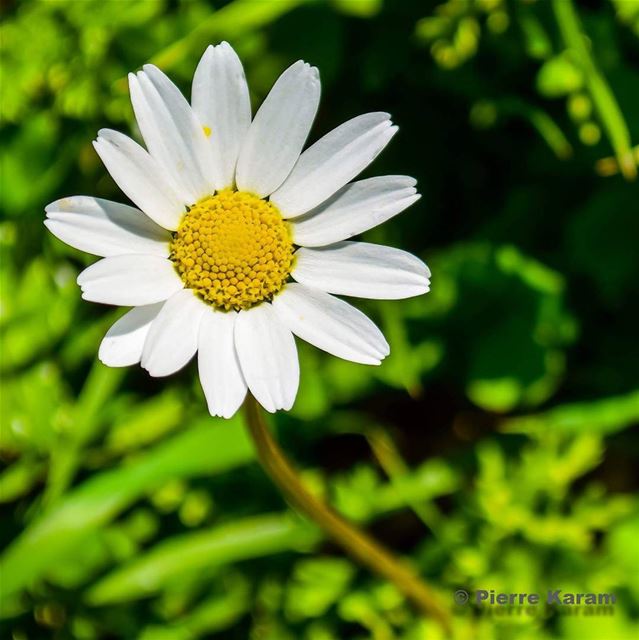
242;395;452;635
553;0;636;180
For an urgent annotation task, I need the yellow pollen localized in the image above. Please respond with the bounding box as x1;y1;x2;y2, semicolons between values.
170;190;294;311
202;125;212;138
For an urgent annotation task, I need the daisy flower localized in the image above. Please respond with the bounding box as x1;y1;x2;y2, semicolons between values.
45;42;430;418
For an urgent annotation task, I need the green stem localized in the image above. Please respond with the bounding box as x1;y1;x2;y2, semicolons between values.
43;362;124;507
242;395;452;635
552;0;636;180
365;426;444;537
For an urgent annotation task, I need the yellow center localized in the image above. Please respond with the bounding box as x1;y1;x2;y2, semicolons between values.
170;190;294;311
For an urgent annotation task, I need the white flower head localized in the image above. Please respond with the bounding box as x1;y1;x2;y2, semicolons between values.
45;42;430;418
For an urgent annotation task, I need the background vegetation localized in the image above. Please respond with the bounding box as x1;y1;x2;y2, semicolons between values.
1;0;638;638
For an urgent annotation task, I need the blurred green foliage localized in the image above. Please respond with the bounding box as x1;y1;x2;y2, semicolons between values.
1;0;638;638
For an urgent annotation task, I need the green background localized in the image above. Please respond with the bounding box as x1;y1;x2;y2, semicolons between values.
1;0;638;638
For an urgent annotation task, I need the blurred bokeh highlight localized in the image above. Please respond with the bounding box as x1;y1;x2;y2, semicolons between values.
1;0;638;638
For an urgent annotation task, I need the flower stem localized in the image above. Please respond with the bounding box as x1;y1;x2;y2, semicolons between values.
552;0;636;180
242;395;452;635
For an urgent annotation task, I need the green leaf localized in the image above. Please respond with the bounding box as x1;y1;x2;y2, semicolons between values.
0;458;45;503
501;390;639;435
86;514;320;605
423;244;576;412
284;557;355;621
0;362;68;454
0;417;253;611
105;390;185;455
43;361;127;506
139;574;250;639
0;258;78;374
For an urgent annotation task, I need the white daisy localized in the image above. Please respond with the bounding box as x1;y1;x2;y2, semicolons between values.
45;42;430;418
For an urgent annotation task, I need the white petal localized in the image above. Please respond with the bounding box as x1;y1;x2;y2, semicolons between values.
293;242;430;300
291;176;420;247
45;196;170;257
198;309;247;418
272;283;389;365
234;304;299;413
235;60;320;197
192;42;252;190
141;289;207;377
94;130;185;230
77;255;184;306
271;113;397;218
99;303;164;367
129;66;213;203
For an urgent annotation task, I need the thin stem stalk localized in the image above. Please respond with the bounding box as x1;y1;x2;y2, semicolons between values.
553;0;636;180
242;395;452;635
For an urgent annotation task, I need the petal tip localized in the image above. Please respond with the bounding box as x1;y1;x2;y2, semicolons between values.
218;406;239;419
295;60;320;81
142;362;170;378
96;127;117;140
401;176;418;188
97;350;113;368
260;401;277;414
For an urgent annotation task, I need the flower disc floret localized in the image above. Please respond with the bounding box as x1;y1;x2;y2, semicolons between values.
170;190;294;310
